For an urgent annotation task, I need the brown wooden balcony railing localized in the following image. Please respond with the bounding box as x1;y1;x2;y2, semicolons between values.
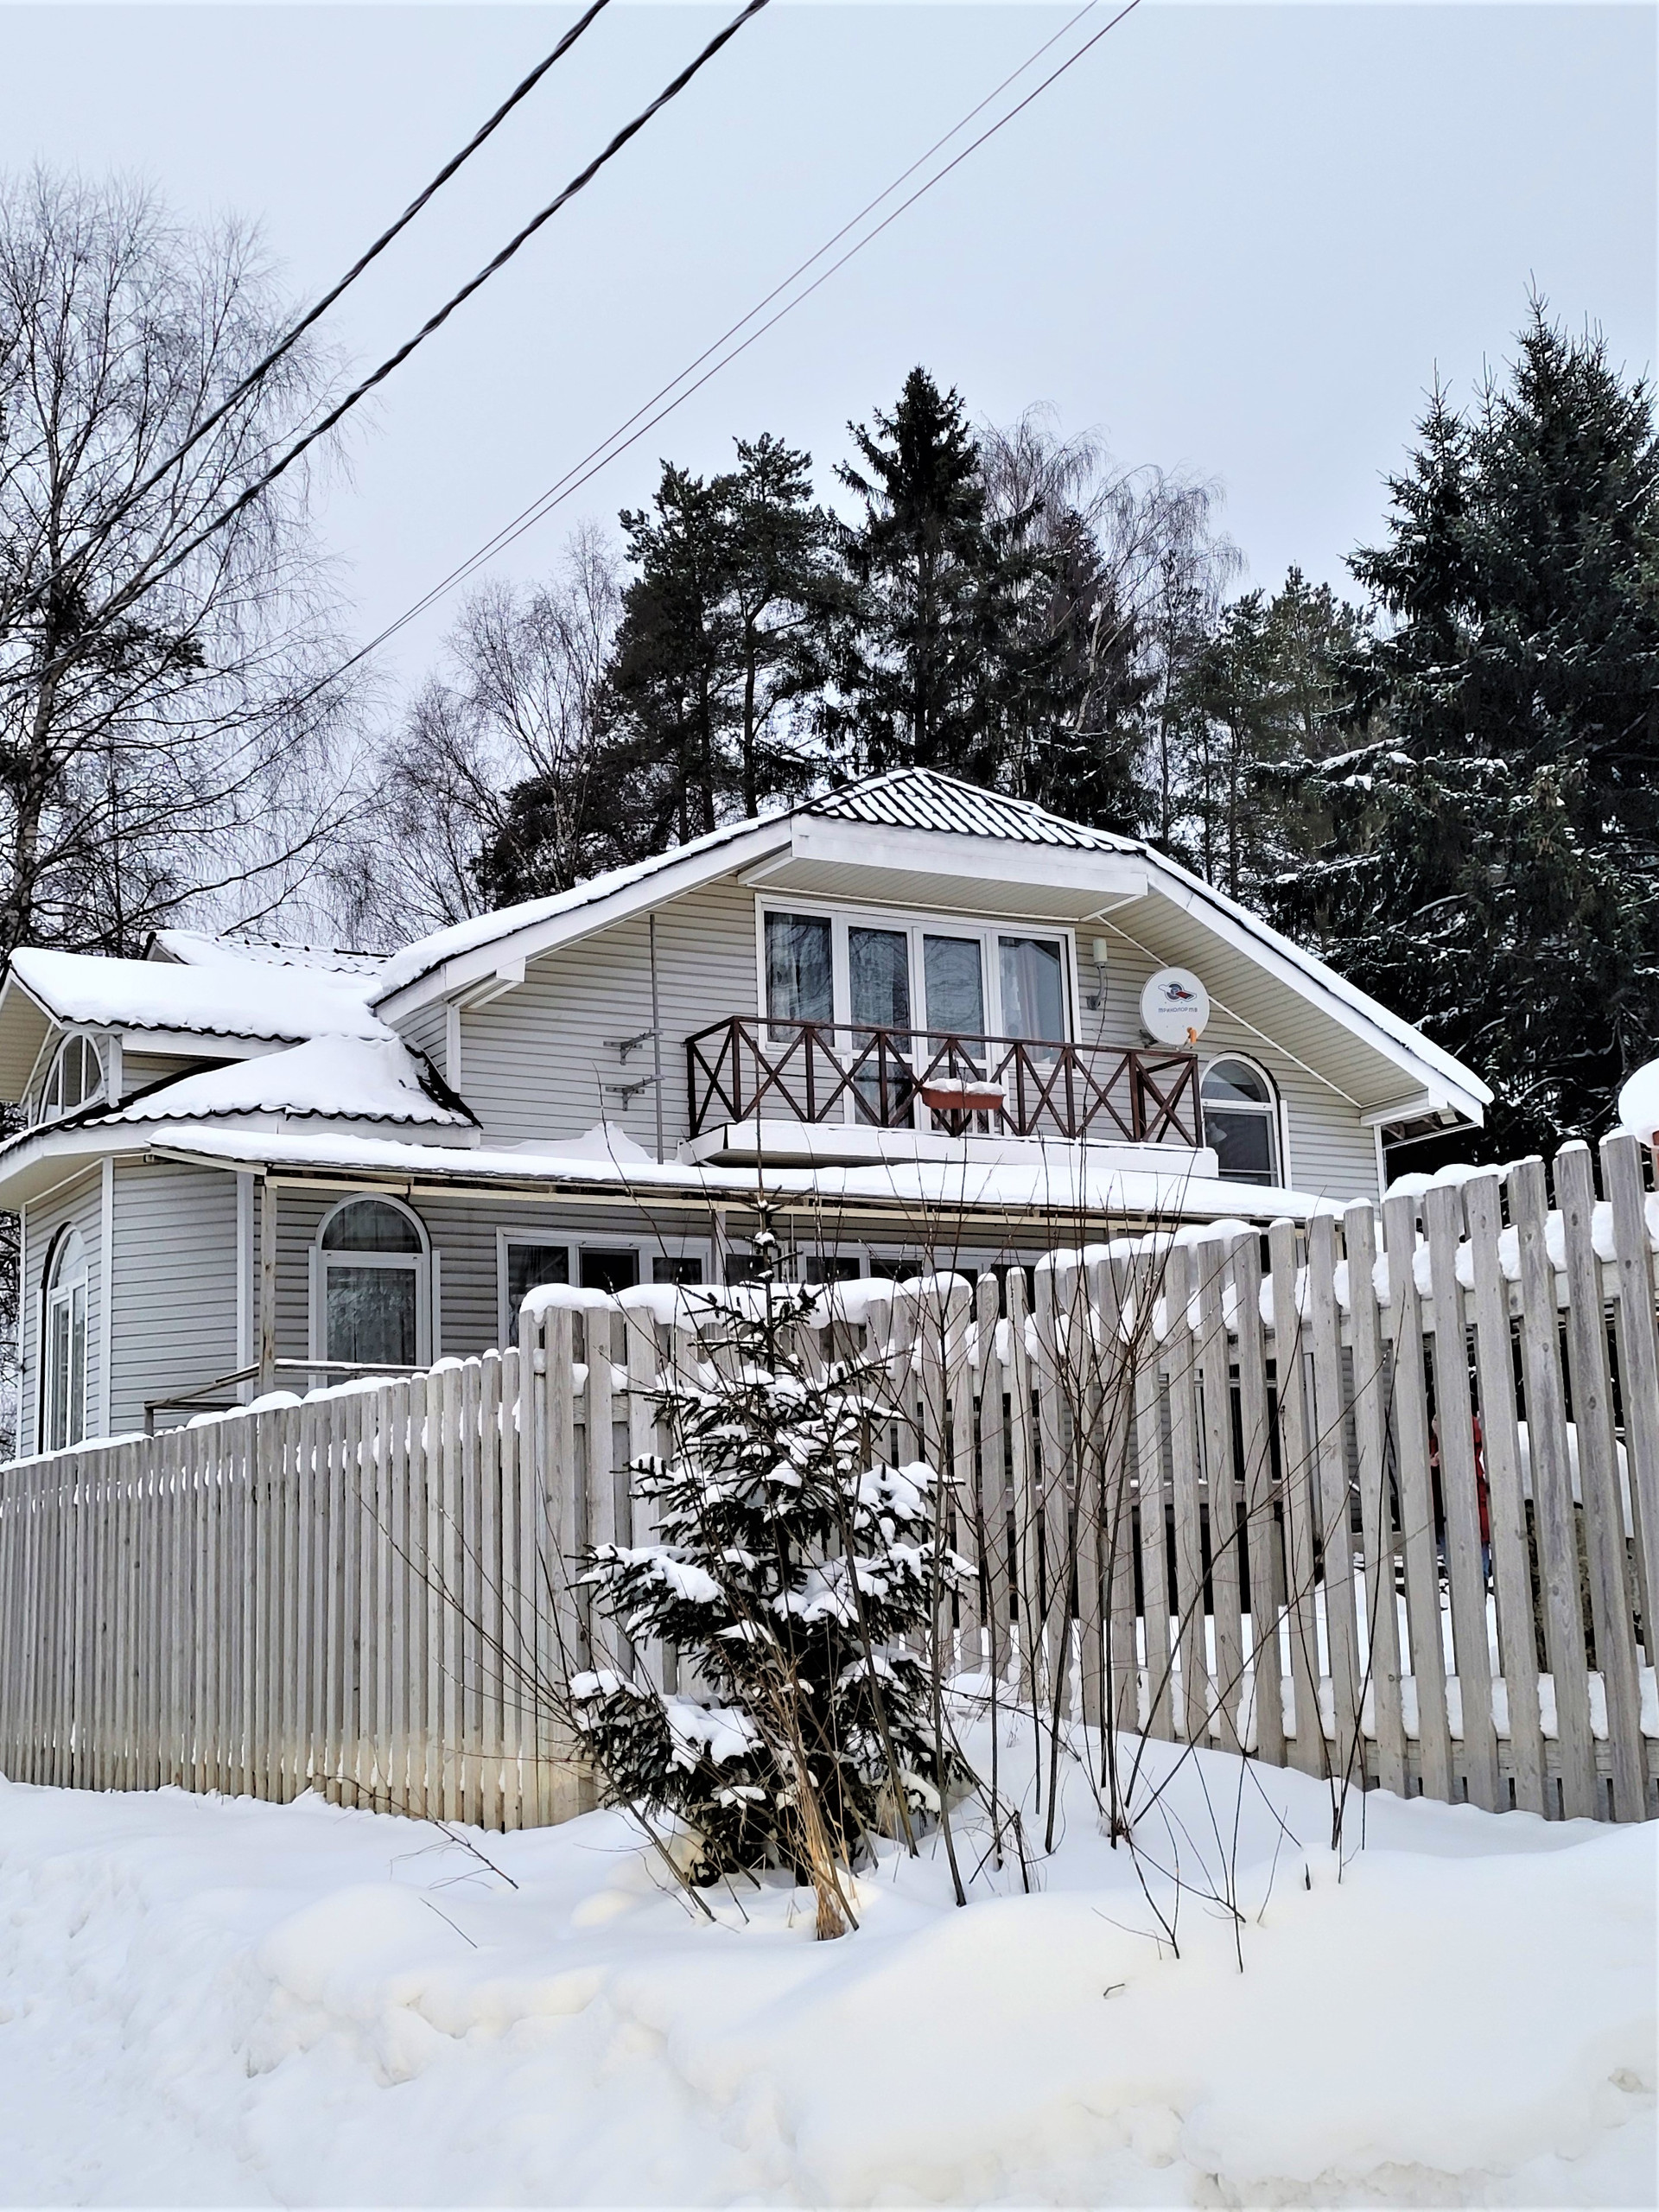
685;1017;1202;1147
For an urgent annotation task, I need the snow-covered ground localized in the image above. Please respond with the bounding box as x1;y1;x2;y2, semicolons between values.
0;1724;1652;2208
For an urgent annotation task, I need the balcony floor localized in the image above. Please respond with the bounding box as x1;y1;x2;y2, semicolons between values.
680;1116;1219;1177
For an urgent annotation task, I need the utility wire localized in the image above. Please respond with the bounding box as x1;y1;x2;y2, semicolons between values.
343;0;1144;669
76;0;773;644
369;0;1122;641
68;0;614;557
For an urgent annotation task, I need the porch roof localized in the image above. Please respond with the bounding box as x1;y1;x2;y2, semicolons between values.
0;1118;1349;1230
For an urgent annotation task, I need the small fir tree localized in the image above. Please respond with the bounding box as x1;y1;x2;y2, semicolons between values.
570;1227;969;1938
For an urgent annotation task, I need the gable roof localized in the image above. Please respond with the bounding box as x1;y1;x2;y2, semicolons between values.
368;767;1489;1122
372;771;1148;1007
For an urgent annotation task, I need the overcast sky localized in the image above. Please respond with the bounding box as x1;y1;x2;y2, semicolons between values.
3;2;1653;688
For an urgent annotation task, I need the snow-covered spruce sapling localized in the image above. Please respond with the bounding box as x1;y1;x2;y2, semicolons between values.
569;1228;971;1938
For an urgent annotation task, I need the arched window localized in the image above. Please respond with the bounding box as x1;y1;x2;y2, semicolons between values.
42;1226;88;1449
1202;1058;1281;1188
37;1034;104;1124
314;1196;429;1369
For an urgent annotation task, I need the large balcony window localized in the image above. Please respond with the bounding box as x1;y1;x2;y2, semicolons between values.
762;906;1070;1045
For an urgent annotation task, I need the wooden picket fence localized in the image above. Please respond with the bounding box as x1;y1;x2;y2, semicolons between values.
2;1131;1656;1827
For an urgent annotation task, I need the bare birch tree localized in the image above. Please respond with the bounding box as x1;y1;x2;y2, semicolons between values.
339;526;620;942
0;168;360;959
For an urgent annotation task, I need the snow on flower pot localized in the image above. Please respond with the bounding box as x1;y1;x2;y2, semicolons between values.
918;1077;1007;1115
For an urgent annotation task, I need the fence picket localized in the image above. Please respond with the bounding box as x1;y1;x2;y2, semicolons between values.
1463;1171;1546;1816
1423;1183;1500;1813
1382;1191;1453;1802
1554;1143;1647;1819
1509;1157;1598;1819
1601;1132;1659;1672
1268;1221;1322;1775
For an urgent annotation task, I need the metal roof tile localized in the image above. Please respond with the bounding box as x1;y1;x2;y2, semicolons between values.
806;769;1136;852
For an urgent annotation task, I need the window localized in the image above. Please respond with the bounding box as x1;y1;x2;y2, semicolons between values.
42;1227;88;1450
848;926;911;1032
37;1034;104;1124
999;938;1065;1046
765;912;832;1025
1202;1058;1281;1188
579;1248;639;1295
504;1240;569;1333
652;1255;703;1287
922;936;985;1035
315;1197;428;1368
759;906;1071;1050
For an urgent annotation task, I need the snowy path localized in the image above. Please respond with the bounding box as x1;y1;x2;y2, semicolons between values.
0;1734;1652;2208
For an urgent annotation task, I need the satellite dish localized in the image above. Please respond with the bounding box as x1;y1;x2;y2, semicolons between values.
1140;967;1211;1046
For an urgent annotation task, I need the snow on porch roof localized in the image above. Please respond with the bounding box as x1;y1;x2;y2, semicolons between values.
119;1122;1344;1227
92;1035;473;1129
3;946;394;1051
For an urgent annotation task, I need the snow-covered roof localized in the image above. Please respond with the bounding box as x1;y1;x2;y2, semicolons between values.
11;1120;1338;1227
150;930;390;979
4;947;392;1049
372;812;782;1002
94;1036;471;1129
372;772;1143;1005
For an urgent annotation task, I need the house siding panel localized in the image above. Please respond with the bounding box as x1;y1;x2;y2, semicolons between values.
398;1002;448;1081
458;875;760;1152
109;1160;238;1433
18;1168;104;1456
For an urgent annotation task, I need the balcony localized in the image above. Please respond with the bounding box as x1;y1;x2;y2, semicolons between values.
685;1016;1203;1155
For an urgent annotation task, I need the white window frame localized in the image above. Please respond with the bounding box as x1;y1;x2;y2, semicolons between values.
41;1224;89;1452
1200;1052;1286;1190
495;1229;712;1343
35;1032;106;1127
309;1192;431;1368
754;898;1078;1044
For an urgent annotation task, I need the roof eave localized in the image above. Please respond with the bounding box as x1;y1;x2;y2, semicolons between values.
1137;856;1492;1118
372;819;796;1022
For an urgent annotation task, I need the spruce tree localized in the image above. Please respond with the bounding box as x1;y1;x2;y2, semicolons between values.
836;367;1019;781
1273;306;1659;1154
570;1227;969;1937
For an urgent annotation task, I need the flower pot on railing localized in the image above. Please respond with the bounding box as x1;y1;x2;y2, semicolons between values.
918;1077;1007;1116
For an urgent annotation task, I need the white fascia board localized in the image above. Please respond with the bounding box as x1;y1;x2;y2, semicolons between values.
1357;1090;1473;1130
117;1029;283;1062
1141;856;1492;1117
377;822;794;1024
785;815;1150;899
0;1122;167;1210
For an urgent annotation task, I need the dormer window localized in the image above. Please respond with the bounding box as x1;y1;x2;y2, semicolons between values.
37;1034;105;1124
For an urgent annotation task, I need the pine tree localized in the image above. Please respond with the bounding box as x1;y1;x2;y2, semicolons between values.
570;1226;969;1938
1274;305;1659;1153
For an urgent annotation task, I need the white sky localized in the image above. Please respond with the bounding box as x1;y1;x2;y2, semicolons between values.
2;3;1654;690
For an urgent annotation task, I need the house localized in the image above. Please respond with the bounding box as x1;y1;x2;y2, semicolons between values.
0;769;1489;1448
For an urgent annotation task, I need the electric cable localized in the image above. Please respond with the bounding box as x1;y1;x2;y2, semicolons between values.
72;0;774;642
344;0;1146;666
68;0;615;547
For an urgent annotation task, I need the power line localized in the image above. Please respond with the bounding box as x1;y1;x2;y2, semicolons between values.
79;0;774;643
345;0;1144;668
72;0;615;550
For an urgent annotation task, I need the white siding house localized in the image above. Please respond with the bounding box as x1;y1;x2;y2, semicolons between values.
0;770;1489;1443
